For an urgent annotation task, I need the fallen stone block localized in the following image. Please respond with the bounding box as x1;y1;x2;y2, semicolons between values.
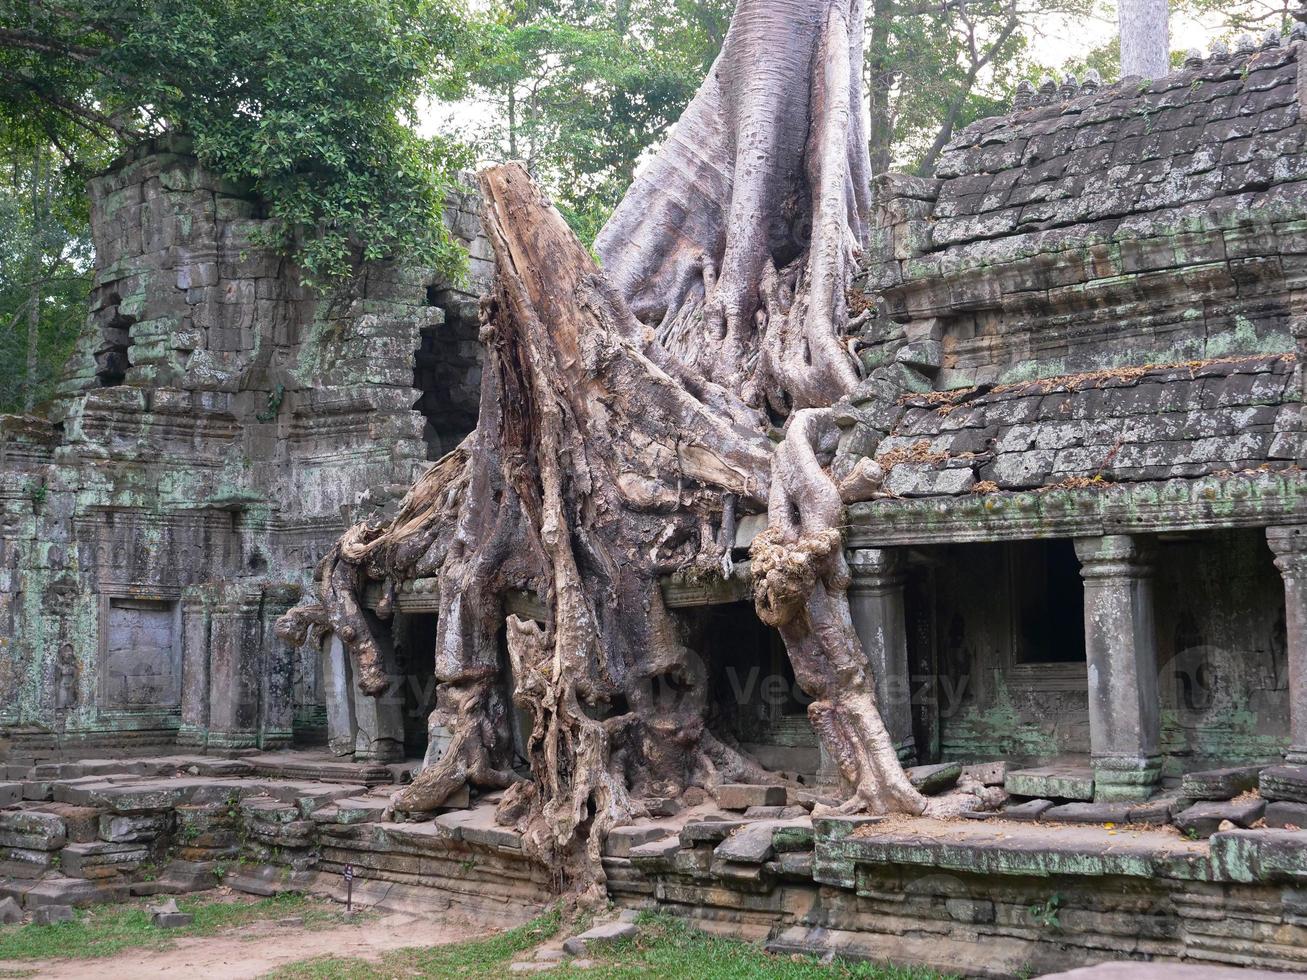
907;762;962;795
1180;765;1263;801
713;784;786;811
150;898;193;929
679;818;746;846
1043;802;1134;825
1002;799;1053;822
328;798;390;825
603;824;672;858
0;848;56;878
22;876;127;909
626;835;681;869
714;822;779;864
562;921;637;956
1260;765;1307;804
32;904;74;925
99;813;169;843
0;809;67;849
1265;801;1307;830
1125;797;1177;826
0;897;21;924
21;782;53;802
60;841;149;879
1175;799;1266;838
962;761;1007;787
0;783;22;807
1006;767;1093;801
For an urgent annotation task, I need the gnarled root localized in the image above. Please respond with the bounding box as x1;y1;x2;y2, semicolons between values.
389;675;521;814
752;408;929;815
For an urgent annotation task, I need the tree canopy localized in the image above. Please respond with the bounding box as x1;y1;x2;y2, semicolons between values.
0;0;475;286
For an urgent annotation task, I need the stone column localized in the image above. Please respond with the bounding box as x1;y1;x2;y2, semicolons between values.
322;633;358;757
847;547;915;763
1267;526;1307;763
177;593;210;747
353;619;405;763
205;586;263;750
1074;535;1161;801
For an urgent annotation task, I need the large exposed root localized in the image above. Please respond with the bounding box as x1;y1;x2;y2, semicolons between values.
277;0;970;899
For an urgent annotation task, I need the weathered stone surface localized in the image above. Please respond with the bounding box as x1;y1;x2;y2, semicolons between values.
1180;766;1263;801
1175;799;1266;838
562;921;637;956
1265;801;1307;830
603;824;672;858
1043;802;1134;825
99;813;169;843
1259;765;1307;803
0;897;21;924
32;904;74;925
962;761;1007;786
1002;799;1054;822
60;841;150;878
714;785;786;810
907;762;962;795
1006;768;1094;801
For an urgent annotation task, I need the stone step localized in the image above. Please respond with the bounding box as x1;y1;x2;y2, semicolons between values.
1006;767;1094;802
1180;765;1263;801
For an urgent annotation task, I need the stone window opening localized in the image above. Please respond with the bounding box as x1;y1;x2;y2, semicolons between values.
1012;539;1087;665
414;286;482;460
95;297;134;388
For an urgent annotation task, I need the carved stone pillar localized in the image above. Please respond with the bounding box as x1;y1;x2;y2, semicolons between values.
322;633;358;757
1267;525;1307;763
1074;535;1162;801
847;547;915;763
205;586;264;750
177;593;210;748
352;621;405;762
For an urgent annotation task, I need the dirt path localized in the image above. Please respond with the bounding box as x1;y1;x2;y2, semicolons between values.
18;911;471;980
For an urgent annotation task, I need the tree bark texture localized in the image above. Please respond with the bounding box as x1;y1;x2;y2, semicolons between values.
1118;0;1169;79
279;0;986;899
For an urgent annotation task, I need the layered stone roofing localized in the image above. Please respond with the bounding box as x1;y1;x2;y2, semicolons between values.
875;353;1298;496
931;33;1305;250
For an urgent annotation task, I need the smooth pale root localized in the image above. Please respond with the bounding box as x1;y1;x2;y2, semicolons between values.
277;0;979;899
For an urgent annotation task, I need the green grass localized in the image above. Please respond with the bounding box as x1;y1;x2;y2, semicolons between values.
267;910;951;980
0;892;339;961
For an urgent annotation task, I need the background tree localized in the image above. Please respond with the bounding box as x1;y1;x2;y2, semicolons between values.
0;0;476;292
1118;0;1169;77
451;0;733;240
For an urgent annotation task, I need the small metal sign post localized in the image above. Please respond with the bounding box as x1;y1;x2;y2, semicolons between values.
344;863;354;913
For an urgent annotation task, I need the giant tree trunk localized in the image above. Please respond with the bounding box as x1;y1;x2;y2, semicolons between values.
280;0;983;900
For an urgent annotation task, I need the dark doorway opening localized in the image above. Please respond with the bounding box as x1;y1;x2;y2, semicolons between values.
413;288;482;459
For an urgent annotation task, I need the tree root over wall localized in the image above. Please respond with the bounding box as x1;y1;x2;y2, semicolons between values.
279;0;985;899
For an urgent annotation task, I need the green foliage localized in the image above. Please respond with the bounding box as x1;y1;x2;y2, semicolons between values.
0;0;476;287
448;0;732;239
0;141;96;414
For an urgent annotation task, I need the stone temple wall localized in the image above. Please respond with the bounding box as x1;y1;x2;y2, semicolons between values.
0;136;492;761
834;33;1307;797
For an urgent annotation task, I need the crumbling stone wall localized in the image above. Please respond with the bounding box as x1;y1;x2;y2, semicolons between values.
0;138;491;761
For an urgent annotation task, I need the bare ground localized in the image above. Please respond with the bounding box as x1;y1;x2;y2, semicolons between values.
12;909;472;980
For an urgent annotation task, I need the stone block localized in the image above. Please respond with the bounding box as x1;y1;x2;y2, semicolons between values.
1002;799;1054;822
1175;799;1266;838
679;818;746;846
22;782;53;802
32;904;74;925
714;785;786;811
22;876;127;909
1006;766;1094;801
907;762;962;795
603;824;672;858
562;921;637;956
1043;802;1134;825
962;761;1007;786
1180;765;1263;800
1266;801;1307;830
0;783;21;807
99;813;169;843
1260;765;1307;803
715;823;781;864
0;897;20;924
59;841;149;879
0;809;66;850
945;897;995;924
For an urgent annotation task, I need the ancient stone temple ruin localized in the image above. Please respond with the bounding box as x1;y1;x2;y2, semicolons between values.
1;32;1307;978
